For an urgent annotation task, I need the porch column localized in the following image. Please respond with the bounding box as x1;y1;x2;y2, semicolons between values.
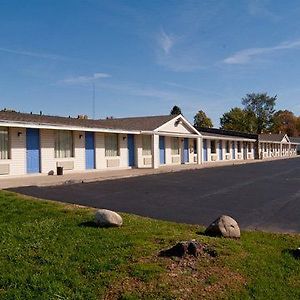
151;134;159;169
197;137;202;164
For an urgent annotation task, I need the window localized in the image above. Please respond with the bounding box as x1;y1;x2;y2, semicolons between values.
210;140;216;154
237;141;241;153
55;130;73;158
0;127;9;159
226;141;230;153
105;133;119;157
142;135;151;156
171;137;180;155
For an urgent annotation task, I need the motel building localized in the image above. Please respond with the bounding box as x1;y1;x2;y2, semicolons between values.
198;127;257;163
0;110;202;176
258;134;298;159
0;110;298;177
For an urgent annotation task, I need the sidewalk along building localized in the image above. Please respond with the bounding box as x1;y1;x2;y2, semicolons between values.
0;110;202;176
258;134;298;159
197;127;257;163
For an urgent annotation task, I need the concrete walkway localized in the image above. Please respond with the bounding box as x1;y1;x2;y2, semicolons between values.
0;156;297;189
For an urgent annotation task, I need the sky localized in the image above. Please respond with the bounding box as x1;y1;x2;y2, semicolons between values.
1;0;300;126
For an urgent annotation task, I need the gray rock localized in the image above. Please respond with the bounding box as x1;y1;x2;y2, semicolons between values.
95;209;123;227
205;215;240;238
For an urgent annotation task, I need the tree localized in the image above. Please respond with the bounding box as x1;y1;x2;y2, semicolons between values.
220;107;256;132
242;93;276;134
170;105;182;115
194;110;213;128
296;117;300;136
271;110;298;136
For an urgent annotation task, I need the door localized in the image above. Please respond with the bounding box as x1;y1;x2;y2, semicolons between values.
219;140;223;160
127;134;135;167
232;142;236;159
85;132;95;169
159;136;165;165
203;139;208;161
182;138;189;164
243;142;247;160
26;128;40;173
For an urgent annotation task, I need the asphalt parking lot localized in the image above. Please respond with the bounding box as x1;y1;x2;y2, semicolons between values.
9;157;300;233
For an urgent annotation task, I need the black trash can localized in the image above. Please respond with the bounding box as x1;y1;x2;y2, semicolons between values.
57;166;63;176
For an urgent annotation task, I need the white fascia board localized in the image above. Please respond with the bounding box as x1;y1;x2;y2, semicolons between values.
282;134;290;143
0;120;140;135
202;135;256;142
141;131;200;138
259;140;282;144
154;114;202;136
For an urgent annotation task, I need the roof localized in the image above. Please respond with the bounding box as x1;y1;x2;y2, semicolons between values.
258;133;287;142
0;111;175;132
197;127;258;140
200;131;256;141
289;137;300;144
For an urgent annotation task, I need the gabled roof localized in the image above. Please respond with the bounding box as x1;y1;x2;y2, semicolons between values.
0;110;176;132
258;133;289;143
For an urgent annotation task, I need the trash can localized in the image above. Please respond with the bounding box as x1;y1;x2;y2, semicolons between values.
57;166;63;176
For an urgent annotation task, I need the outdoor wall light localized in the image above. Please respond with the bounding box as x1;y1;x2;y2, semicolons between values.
79;134;83;139
123;136;127;141
17;131;22;137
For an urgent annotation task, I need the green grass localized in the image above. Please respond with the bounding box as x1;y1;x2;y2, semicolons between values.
0;191;299;299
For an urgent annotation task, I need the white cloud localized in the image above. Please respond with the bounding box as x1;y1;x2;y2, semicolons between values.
59;73;111;84
157;30;176;54
223;39;300;65
0;47;66;60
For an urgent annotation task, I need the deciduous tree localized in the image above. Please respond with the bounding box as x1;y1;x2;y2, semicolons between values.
220;107;255;132
242;93;276;134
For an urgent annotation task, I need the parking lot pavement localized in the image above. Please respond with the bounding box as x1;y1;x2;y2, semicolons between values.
9;157;300;233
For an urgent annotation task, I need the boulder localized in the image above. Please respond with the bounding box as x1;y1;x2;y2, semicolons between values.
95;209;123;227
205;215;240;238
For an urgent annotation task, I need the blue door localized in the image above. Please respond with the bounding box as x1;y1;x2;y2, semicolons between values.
182;138;189;163
127;134;135;167
203;139;208;161
232;142;236;159
26;128;40;173
85;132;95;169
219;141;223;160
159;136;165;165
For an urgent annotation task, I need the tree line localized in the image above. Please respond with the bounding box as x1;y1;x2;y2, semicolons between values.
170;93;300;136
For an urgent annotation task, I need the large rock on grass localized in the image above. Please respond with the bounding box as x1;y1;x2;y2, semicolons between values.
95;209;123;227
205;215;240;238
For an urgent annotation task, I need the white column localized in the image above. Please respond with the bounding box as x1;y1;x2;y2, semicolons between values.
197;137;202;164
151;134;159;169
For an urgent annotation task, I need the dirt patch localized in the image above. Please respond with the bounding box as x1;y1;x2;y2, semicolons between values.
104;254;246;300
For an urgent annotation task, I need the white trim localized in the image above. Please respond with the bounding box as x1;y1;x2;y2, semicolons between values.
202;135;256;142
154;114;202;136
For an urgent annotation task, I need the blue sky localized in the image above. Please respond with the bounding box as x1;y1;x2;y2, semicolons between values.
1;0;300;126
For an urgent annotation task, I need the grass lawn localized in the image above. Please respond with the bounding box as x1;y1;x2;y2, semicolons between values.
0;191;299;299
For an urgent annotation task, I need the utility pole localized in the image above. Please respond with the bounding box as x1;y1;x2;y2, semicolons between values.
92;82;95;119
